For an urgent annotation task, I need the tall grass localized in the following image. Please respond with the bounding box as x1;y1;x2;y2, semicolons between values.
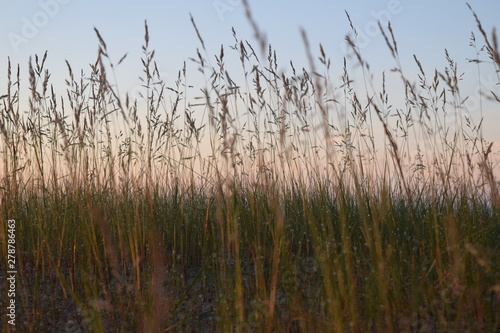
1;4;499;332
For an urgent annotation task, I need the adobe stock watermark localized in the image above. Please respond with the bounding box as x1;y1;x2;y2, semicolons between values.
340;0;414;56
6;219;17;326
212;0;240;21
7;0;73;53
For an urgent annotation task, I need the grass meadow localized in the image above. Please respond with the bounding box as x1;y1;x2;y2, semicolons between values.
1;3;499;332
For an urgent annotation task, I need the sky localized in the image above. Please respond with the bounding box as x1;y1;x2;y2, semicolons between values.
0;0;499;165
1;1;499;86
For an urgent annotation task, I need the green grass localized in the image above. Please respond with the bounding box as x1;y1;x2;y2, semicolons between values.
1;4;500;332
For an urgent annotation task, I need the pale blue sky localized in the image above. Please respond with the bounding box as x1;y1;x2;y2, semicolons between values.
2;1;499;79
1;0;499;147
1;1;499;89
